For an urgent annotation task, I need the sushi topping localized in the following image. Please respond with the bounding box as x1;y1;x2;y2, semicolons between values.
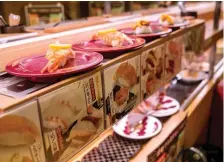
134;20;150;29
159;14;174;25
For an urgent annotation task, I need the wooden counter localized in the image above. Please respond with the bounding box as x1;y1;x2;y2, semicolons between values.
67;56;223;162
68;111;187;162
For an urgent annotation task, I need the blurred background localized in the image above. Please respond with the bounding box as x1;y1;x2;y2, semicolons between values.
0;1;179;26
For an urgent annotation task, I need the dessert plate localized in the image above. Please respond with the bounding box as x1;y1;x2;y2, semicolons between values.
119;26;172;38
6;51;103;78
151;96;180;117
72;37;145;53
113;115;162;140
179;70;207;83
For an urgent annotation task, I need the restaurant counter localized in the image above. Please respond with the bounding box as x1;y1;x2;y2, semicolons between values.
68;50;223;162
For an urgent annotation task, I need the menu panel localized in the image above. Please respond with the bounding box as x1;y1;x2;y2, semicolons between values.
38;72;104;162
141;44;165;100
0;100;46;162
104;56;141;128
165;36;184;81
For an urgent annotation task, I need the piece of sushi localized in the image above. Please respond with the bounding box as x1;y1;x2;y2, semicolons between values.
92;29;133;47
135;26;153;34
134;20;153;34
159;14;175;25
41;41;74;73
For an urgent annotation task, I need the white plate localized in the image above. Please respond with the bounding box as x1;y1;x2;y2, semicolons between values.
179;70;206;83
113;115;162;140
151;96;180;117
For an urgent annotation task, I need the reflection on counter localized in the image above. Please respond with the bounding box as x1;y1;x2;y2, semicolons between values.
0;73;48;98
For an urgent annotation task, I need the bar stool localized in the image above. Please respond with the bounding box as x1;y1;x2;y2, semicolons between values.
175;147;208;162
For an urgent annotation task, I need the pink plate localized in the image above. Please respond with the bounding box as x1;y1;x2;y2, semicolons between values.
72;37;145;53
6;51;103;78
119;26;172;38
162;20;189;29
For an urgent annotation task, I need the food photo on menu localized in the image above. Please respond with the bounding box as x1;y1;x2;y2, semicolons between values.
104;56;140;127
38;72;104;162
141;44;165;100
165;36;184;81
0;101;46;162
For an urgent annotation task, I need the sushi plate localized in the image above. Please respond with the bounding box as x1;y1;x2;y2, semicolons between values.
164;20;189;29
150;96;180;118
72;37;145;53
179;70;207;83
113;115;162;140
119;26;172;38
6;51;103;79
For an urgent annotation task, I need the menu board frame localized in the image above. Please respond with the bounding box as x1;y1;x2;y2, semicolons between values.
37;71;104;162
0;99;46;162
24;3;65;26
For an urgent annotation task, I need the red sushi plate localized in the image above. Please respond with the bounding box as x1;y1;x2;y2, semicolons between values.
72;37;145;53
5;51;103;78
163;20;189;29
119;26;172;38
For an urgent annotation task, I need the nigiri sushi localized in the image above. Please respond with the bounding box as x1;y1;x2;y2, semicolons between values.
134;20;153;34
41;41;75;73
159;14;184;26
92;29;133;47
159;14;175;25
